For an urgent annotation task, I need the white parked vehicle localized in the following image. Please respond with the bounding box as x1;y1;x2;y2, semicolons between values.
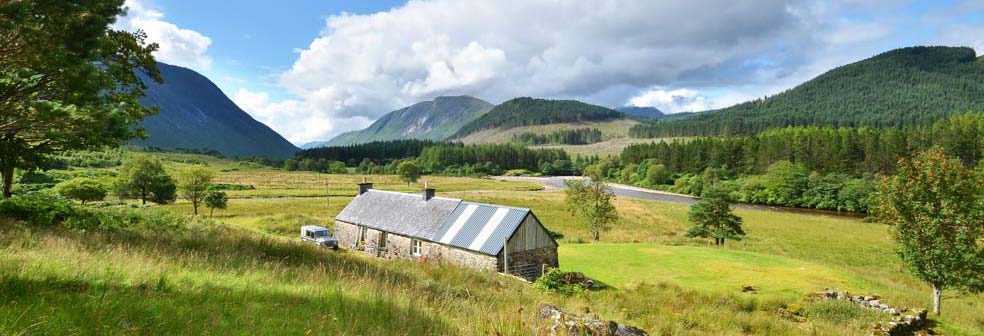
300;225;338;250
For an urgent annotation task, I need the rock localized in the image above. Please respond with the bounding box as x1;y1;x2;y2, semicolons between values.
868;300;881;307
537;304;648;336
886;308;899;315
879;303;890;310
615;325;648;336
742;285;756;293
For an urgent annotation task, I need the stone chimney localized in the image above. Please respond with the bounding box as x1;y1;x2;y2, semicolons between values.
422;181;435;201
357;177;373;195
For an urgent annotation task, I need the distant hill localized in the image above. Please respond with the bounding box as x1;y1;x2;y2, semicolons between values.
631;46;984;137
452;97;626;138
616;106;665;118
316;96;493;147
136;62;299;158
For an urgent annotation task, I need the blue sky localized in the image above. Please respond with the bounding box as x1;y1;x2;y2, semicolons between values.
116;0;984;145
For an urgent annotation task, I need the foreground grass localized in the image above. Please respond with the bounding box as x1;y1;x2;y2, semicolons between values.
1;216;912;335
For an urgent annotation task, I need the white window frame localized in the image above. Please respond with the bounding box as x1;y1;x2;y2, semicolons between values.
411;239;422;256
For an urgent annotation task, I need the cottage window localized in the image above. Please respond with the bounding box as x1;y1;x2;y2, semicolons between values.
378;232;387;249
411;239;422;256
358;226;367;245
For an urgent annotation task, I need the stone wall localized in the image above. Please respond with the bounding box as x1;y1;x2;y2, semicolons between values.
503;246;559;279
810;289;931;336
333;220;499;272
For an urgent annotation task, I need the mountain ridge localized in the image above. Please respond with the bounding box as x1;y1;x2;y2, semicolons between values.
631;46;984;137
316;96;493;147
135;62;299;158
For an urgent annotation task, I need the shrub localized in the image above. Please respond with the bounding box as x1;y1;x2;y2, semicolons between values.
534;268;585;296
53;178;108;204
0;192;185;233
208;183;256;191
0;192;77;226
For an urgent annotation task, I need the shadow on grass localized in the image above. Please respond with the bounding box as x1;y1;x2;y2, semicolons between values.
0;273;452;335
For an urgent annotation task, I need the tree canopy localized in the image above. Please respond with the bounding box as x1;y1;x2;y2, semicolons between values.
686;183;744;246
115;155;174;205
177;166;214;215
564;178;618;242
0;0;161;197
876;148;984;315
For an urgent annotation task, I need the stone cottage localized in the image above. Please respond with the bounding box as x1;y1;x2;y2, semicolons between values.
334;181;558;280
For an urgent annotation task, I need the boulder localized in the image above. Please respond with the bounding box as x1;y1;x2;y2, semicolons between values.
537;304;648;336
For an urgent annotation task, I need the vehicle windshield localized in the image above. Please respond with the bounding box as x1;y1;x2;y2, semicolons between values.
312;230;330;237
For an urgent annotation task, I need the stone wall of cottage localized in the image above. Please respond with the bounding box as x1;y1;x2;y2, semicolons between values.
506;246;558;272
333;220;498;272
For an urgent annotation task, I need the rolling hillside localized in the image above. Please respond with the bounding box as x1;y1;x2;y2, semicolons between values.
616;106;665;118
312;96;493;148
457;119;639;144
451;97;627;138
135;62;299;158
632;46;984;137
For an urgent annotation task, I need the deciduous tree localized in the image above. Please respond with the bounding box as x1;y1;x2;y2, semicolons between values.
204;190;228;217
54;178;107;205
115;155;172;205
178;166;214;215
877;148;984;315
397;161;421;186
564;177;618;242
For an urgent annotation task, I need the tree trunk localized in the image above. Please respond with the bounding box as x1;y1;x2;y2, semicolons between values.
932;284;942;315
210;207;214;217
1;166;13;198
720;238;725;246
140;186;147;205
193;202;198;216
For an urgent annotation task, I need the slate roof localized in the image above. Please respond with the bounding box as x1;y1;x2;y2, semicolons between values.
335;189;532;255
335;189;461;240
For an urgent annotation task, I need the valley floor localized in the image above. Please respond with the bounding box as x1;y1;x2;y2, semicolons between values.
2;154;983;335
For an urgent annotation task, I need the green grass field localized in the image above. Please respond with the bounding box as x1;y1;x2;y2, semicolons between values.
4;152;984;335
561;243;858;297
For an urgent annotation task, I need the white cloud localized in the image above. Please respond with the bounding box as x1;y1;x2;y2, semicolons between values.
259;0;828;143
627;88;710;113
228;0;981;144
115;0;213;71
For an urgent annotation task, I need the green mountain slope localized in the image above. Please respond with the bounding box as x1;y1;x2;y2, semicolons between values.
632;46;984;137
313;96;493;147
135;62;299;158
452;97;626;138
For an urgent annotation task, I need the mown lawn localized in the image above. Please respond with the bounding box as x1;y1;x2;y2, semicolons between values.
561;243;859;298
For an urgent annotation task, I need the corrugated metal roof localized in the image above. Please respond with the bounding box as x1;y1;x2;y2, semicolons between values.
335;189;461;240
335;189;531;256
432;201;530;255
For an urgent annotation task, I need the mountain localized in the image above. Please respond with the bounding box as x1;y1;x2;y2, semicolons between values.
135;62;299;158
452;97;626;138
632;46;984;137
616;106;665;118
317;96;493;147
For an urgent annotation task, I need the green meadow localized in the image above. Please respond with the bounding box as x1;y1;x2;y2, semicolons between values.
3;153;984;335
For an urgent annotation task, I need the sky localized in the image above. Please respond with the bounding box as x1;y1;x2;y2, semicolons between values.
114;0;984;145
